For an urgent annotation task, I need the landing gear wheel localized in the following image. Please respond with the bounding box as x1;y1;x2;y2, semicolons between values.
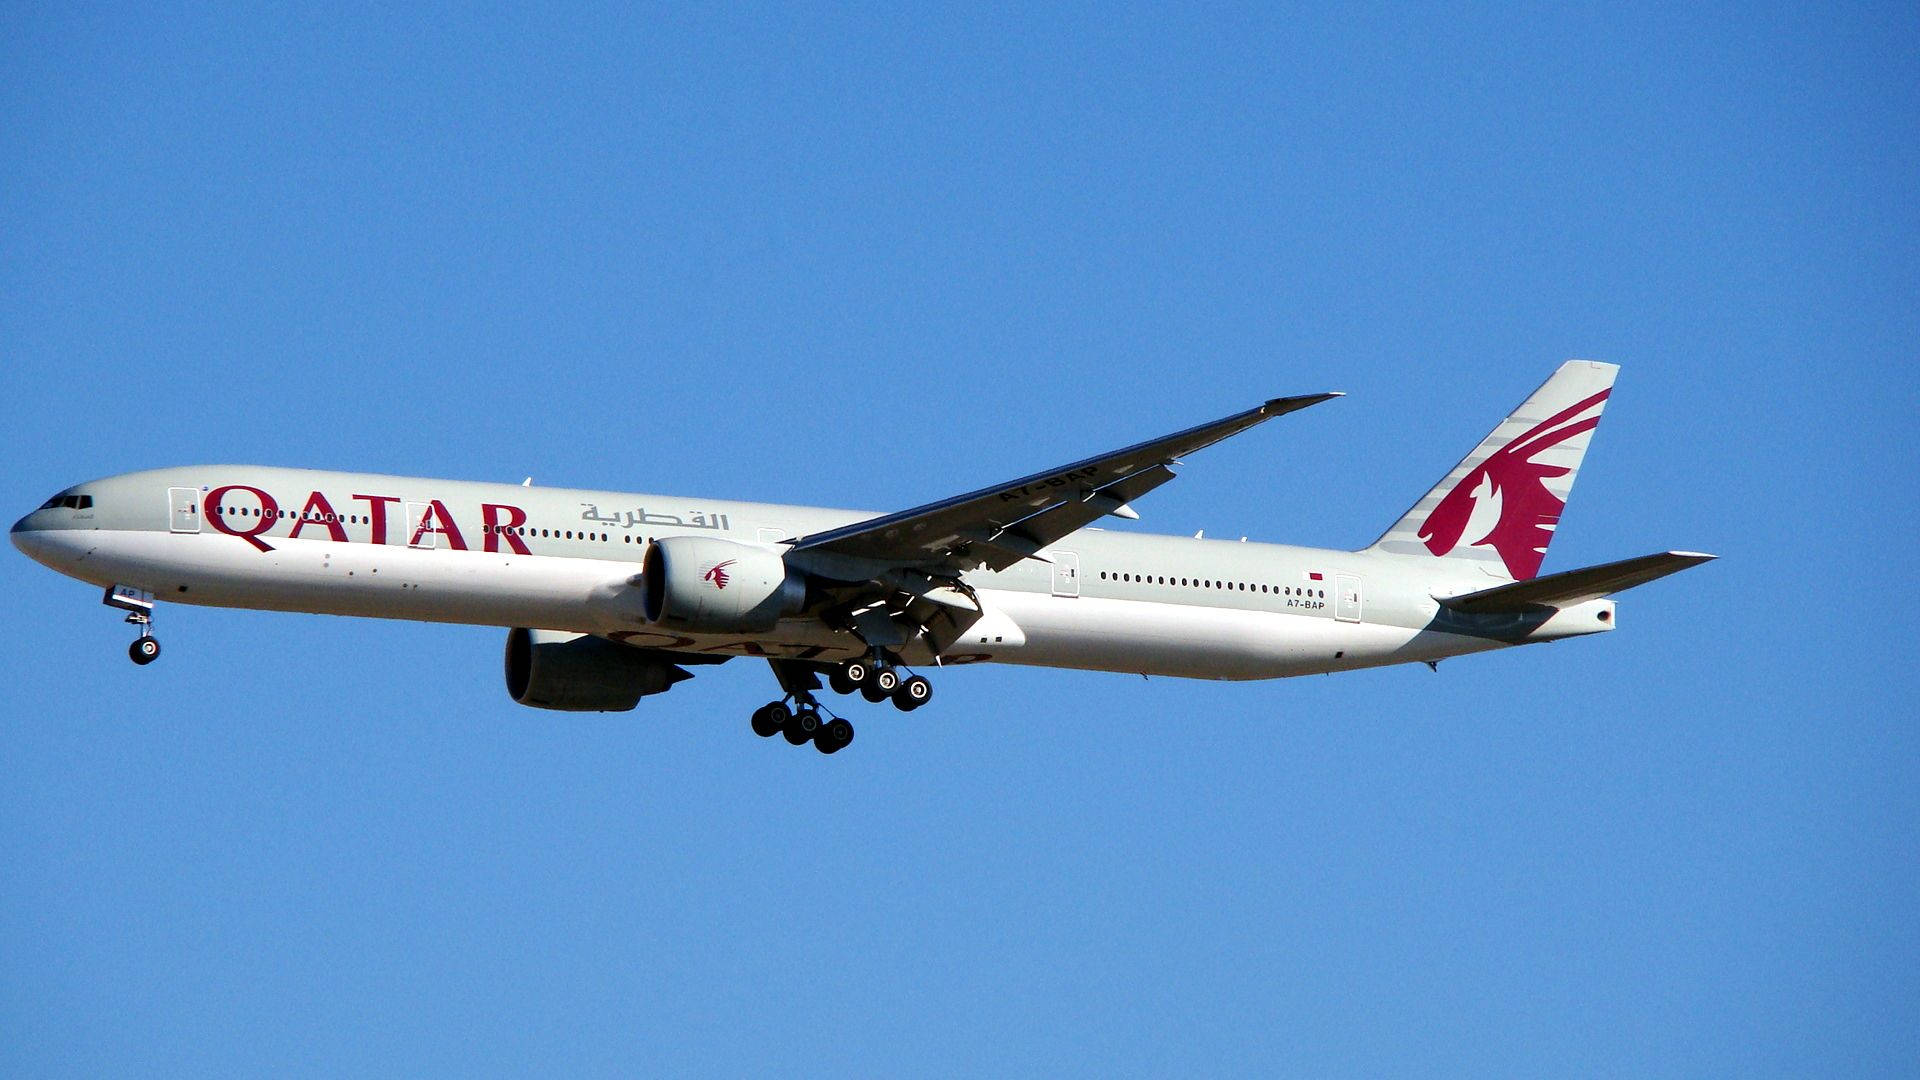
781;707;820;746
871;667;900;695
838;659;872;691
815;718;854;755
860;683;891;704
892;674;932;712
751;702;788;738
129;637;160;665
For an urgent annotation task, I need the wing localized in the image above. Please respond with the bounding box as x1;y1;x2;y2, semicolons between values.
784;392;1341;582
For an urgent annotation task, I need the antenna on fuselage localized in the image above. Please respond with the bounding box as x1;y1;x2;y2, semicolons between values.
522;477;533;487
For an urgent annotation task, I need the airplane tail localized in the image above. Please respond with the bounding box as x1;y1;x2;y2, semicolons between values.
1367;360;1618;581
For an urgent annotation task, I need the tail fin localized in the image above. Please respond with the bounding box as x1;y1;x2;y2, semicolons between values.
1368;360;1617;581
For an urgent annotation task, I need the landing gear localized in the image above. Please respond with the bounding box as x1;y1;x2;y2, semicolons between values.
815;717;854;755
781;706;820;746
105;585;160;666
837;655;908;704
751;701;790;738
757;652;931;753
892;674;932;712
831;658;870;695
750;693;849;753
872;667;900;694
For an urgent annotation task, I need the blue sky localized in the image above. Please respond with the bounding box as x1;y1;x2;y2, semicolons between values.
3;4;1915;1076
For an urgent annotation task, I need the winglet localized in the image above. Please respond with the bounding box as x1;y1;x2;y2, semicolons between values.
1263;392;1343;416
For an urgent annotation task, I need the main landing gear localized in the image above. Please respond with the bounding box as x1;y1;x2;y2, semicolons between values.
827;657;932;713
104;585;161;665
750;653;934;755
750;699;855;755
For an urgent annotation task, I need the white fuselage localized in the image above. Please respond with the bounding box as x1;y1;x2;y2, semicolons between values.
12;466;1612;681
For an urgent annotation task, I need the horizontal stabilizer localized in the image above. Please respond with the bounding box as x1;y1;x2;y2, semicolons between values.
1438;551;1716;613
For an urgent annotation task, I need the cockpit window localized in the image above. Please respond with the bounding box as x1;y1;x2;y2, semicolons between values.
37;494;92;510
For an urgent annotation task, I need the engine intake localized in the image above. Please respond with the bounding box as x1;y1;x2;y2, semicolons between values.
504;628;691;711
641;536;806;634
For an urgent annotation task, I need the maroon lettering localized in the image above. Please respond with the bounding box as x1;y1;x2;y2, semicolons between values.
481;503;532;555
409;499;467;550
351;494;400;545
287;491;349;542
205;485;280;552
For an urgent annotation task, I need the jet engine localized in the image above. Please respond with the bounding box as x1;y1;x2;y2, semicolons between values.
504;628;692;711
640;536;806;634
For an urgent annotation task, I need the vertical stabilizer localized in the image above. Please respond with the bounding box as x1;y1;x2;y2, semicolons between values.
1368;361;1617;581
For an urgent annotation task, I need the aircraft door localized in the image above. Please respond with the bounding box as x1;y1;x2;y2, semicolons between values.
1051;551;1080;597
168;487;201;533
405;501;436;549
1335;574;1362;622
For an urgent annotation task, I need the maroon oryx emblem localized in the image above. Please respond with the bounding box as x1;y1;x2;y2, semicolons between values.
1417;388;1608;580
703;560;737;589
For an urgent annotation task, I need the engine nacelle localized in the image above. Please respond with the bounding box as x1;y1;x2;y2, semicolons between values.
504;628;690;712
641;536;806;634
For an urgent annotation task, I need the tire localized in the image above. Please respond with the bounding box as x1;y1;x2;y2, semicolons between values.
782;708;819;746
828;668;859;695
840;659;871;688
860;684;891;704
751;704;783;738
872;667;900;694
816;718;854;755
893;675;932;712
129;637;160;665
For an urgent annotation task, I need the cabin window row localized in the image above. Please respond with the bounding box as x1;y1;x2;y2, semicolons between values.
1096;570;1324;599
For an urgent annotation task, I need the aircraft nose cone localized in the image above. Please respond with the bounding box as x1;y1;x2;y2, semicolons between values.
11;513;39;555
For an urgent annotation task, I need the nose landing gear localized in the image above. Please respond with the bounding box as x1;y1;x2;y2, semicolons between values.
129;634;161;665
104;585;161;666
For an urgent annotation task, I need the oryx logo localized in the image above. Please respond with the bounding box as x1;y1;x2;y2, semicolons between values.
702;559;737;589
1418;389;1608;580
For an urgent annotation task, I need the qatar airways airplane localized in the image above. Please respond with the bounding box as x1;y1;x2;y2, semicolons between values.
13;361;1710;753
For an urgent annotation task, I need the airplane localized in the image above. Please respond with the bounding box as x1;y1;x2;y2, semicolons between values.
12;361;1713;754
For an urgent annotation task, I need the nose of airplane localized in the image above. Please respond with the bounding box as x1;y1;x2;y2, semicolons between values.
11;510;56;564
10;511;71;573
12;512;37;552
